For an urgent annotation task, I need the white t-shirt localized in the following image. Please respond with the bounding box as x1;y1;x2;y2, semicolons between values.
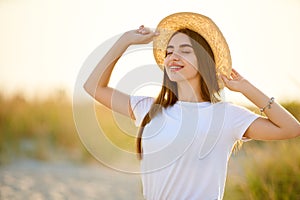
130;96;259;200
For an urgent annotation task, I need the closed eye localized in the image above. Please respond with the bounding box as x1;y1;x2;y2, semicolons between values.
181;50;191;54
180;46;193;54
165;50;191;57
165;51;173;57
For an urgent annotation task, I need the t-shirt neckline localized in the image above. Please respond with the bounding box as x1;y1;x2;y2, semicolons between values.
177;101;211;106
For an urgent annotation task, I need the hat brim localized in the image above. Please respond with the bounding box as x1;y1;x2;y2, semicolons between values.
153;12;232;89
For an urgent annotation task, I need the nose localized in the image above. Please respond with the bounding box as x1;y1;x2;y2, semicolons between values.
169;51;180;61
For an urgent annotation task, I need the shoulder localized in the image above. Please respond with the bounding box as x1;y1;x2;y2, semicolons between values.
212;102;259;140
221;101;253;114
212;101;259;125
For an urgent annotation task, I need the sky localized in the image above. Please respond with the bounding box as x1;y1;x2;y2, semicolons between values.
0;0;300;104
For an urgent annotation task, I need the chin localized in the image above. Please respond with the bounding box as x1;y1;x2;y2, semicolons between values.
167;72;200;83
167;74;186;83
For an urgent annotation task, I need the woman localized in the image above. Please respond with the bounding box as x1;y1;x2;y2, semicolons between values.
84;12;300;200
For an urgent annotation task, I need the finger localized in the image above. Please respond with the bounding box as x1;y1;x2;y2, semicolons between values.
137;30;157;43
137;28;149;35
230;71;237;79
145;31;158;39
232;68;242;77
232;68;237;74
220;75;229;86
137;25;145;33
141;27;151;34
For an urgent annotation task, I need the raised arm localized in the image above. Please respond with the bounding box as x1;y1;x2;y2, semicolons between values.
84;26;158;118
222;69;300;140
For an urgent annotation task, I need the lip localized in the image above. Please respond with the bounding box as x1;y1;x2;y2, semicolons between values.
169;66;183;72
168;62;184;72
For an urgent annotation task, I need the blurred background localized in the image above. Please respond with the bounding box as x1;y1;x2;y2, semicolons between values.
1;0;300;199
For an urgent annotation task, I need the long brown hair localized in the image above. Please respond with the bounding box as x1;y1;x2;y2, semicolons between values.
136;28;221;159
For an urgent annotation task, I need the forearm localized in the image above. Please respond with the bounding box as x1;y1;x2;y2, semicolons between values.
84;35;131;95
241;79;300;136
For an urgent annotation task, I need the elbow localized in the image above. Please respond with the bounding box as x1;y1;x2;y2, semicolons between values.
83;81;102;98
83;81;89;93
290;123;300;138
83;81;94;97
281;123;300;139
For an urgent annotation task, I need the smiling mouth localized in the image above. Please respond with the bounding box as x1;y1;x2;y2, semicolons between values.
169;65;184;72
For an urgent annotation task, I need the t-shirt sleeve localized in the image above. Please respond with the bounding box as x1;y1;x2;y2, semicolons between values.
226;103;260;141
130;96;154;127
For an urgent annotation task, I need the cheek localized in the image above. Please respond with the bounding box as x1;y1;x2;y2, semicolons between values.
163;55;172;67
185;65;200;77
163;58;168;67
184;56;199;70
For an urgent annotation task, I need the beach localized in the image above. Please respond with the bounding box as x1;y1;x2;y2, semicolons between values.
0;159;144;200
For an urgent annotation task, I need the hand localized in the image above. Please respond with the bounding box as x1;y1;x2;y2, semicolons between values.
221;68;248;92
122;25;159;45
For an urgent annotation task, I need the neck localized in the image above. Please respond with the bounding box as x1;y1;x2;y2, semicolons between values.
176;78;204;102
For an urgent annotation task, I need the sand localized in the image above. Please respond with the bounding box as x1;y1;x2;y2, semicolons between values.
0;159;145;200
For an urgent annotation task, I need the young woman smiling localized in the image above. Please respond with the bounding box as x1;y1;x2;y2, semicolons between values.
84;12;300;200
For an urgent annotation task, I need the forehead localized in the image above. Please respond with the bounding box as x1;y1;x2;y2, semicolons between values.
167;32;192;47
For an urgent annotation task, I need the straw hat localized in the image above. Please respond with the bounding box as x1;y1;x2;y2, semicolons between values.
153;12;232;88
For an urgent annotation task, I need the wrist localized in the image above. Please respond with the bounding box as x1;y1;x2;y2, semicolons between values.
120;30;137;46
238;79;252;94
118;32;132;46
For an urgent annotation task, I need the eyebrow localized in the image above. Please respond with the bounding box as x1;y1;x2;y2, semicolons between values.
166;44;193;49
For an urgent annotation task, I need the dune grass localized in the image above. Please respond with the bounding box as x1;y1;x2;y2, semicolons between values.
0;92;86;163
224;100;300;199
225;138;300;200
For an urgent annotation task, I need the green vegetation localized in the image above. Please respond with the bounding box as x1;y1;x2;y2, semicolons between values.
225;138;300;200
0;92;86;163
0;92;299;199
224;100;300;200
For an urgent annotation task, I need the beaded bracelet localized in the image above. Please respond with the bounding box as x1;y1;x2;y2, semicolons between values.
260;97;275;115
